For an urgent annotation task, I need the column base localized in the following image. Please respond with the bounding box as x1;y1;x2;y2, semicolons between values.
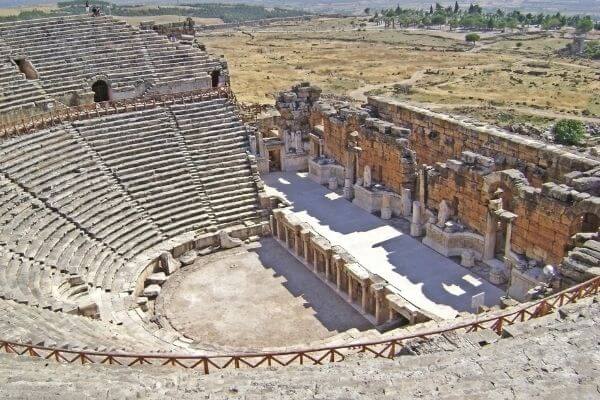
380;207;392;220
410;223;423;237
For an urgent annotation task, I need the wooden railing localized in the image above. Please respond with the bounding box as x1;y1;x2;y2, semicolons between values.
1;276;598;373
0;86;234;139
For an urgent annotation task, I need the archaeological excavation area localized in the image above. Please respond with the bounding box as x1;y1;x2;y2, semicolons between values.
0;12;598;397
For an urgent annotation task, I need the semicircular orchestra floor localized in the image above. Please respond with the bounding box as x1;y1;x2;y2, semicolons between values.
157;238;372;350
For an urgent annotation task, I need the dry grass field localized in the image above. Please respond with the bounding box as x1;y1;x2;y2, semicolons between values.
200;18;600;128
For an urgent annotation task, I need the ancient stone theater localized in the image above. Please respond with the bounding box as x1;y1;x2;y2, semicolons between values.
0;13;598;399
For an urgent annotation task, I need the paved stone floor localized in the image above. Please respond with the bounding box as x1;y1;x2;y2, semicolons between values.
160;238;371;349
263;172;506;320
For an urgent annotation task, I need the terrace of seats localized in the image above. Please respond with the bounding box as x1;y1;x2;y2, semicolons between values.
0;15;223;115
0;97;261;321
0;291;598;399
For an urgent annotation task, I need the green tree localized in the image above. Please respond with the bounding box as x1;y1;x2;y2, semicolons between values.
553;119;586;145
585;40;600;59
454;1;459;13
431;14;446;26
576;16;594;33
465;32;480;44
364;7;370;15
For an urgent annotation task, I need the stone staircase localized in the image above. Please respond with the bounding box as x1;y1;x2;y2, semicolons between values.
169;99;261;228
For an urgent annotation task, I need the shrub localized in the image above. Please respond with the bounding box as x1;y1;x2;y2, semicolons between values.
553;119;586;145
465;33;480;44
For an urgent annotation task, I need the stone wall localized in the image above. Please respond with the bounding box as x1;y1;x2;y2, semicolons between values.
267;83;600;285
426;156;600;265
311;102;416;193
368;97;600;187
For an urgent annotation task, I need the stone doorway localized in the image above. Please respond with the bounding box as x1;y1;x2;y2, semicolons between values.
211;70;220;88
91;80;110;102
269;149;281;172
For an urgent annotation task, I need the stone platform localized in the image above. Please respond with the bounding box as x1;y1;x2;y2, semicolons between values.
263;172;505;320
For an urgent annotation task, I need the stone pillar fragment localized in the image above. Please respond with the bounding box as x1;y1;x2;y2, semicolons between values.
401;188;412;217
410;201;423;237
381;193;392;220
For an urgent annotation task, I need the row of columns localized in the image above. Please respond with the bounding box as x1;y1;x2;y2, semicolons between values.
271;209;421;326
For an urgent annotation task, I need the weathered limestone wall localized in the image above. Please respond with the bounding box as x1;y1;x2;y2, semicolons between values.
268;84;600;284
310;103;416;193
427;157;600;265
368;97;600;186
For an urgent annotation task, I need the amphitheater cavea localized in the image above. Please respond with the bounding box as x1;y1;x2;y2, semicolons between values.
0;4;599;399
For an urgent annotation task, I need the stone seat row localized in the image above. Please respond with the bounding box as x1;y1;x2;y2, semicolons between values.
0;297;175;353
0;127;165;261
0;246;85;313
169;102;260;227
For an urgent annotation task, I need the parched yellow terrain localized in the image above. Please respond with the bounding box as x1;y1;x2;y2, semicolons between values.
200;18;600;128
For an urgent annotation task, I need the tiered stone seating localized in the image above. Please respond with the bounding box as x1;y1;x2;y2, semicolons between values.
170;99;261;227
0;297;598;399
0;298;174;352
73;108;213;237
0;60;51;119
0;125;165;260
0;174;127;290
0;245;86;312
0;15;222;102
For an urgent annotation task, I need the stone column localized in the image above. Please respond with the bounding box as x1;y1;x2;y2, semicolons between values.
343;150;355;200
284;226;290;248
270;215;276;237
303;237;309;262
410;201;423;237
504;220;513;258
483;212;497;260
249;134;258;155
325;256;330;281
312;248;318;271
363;165;372;188
295;131;303;154
401;188;412;217
376;296;384;324
348;278;354;302
381;193;392;220
257;131;266;158
294;232;301;256
418;168;427;209
336;263;342;290
361;283;368;312
319;139;324;157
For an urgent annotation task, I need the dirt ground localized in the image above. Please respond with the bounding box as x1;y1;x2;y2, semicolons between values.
199;17;599;128
160;238;371;350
